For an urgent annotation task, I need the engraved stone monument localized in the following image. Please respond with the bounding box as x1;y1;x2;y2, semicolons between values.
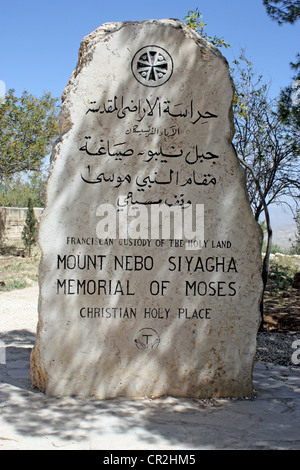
30;19;263;398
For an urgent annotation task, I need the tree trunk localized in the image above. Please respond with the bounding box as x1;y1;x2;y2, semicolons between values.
239;159;273;331
259;201;273;331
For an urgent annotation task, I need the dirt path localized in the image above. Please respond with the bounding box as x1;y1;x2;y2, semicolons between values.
263;286;300;332
0;285;39;333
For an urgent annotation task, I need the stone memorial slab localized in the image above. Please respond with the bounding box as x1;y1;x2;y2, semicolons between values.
30;19;263;398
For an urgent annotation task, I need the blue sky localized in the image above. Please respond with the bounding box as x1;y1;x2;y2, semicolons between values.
1;0;299;242
1;0;299;99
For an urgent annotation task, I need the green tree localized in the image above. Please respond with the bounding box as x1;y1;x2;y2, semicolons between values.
263;1;300;130
277;55;300;130
232;52;300;290
184;8;231;48
0;89;58;181
22;198;37;257
233;53;300;221
262;0;300;24
0;170;48;207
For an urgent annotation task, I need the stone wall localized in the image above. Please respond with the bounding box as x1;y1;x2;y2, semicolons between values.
0;207;43;246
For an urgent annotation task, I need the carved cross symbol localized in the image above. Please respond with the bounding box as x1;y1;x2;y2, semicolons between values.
137;50;168;82
131;46;173;87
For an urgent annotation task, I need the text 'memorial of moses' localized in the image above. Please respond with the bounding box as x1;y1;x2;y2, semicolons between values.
30;20;263;398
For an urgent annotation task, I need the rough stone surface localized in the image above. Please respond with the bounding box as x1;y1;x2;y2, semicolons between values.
30;19;263;398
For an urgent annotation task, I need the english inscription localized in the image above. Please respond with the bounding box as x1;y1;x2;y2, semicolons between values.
31;20;263;399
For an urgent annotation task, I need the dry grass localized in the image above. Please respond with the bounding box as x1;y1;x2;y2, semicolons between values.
0;246;40;292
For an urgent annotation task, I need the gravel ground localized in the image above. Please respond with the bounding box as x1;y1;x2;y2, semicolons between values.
256;331;300;366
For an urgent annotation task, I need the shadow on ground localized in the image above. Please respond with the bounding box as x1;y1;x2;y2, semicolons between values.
0;329;299;450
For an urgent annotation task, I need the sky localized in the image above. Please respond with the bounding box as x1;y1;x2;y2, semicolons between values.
1;0;299;245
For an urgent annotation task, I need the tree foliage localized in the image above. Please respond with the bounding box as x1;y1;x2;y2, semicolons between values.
0;171;48;207
262;0;300;24
277;55;300;131
232;53;300;292
233;53;300;221
21;198;37;257
263;1;300;130
184;8;231;49
0;89;59;181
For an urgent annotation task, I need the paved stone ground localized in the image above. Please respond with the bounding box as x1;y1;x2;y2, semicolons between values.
0;286;299;450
